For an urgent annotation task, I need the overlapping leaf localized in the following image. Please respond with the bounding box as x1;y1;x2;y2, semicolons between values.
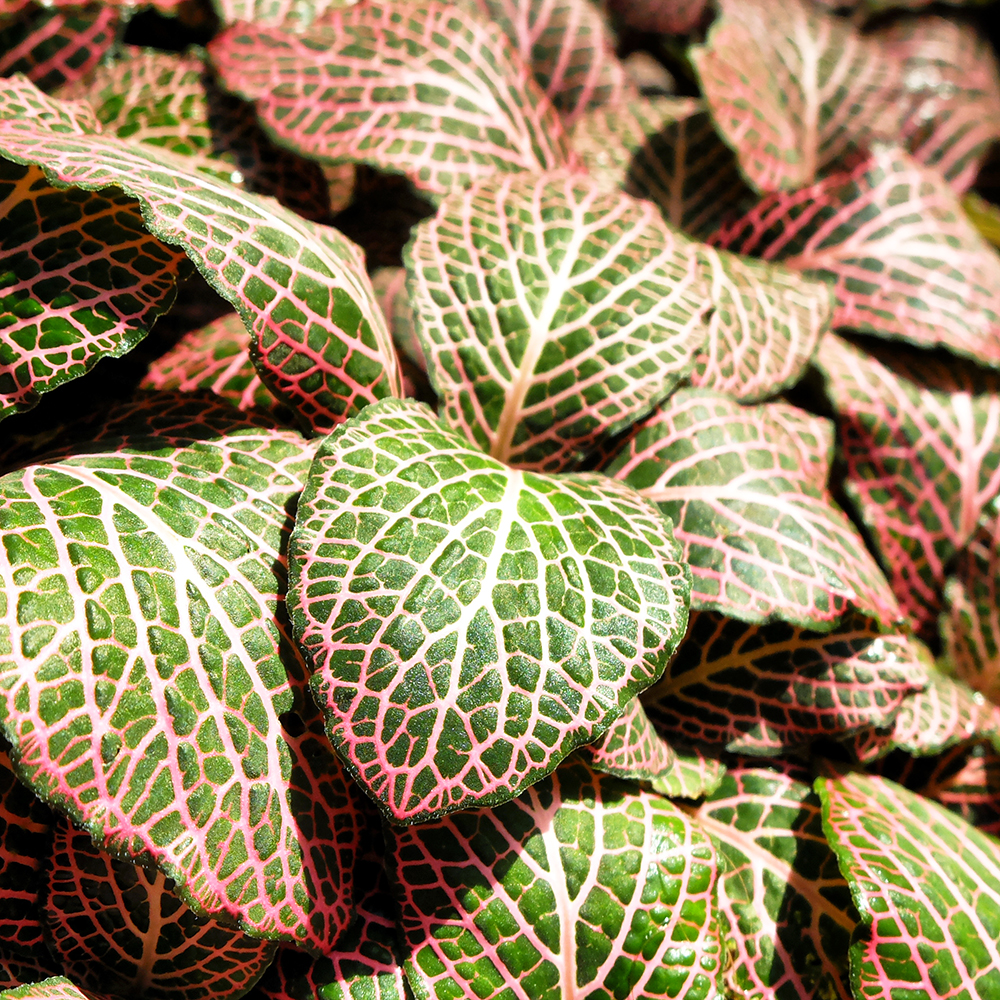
690;0;900;193
209;1;573;200
0;82;403;433
818;334;1000;635
694;764;857;1000
966;191;1000;248
0;980;104;1000
642;611;928;754
386;760;722;1000
210;0;352;29
0;959;62;994
44;818;275;1000
582;697;676;781
651;744;727;799
604;0;708;35
818;768;1000;1000
713;147;1000;365
0;414;365;951
406;171;710;471
288;398;691;822
605;388;899;629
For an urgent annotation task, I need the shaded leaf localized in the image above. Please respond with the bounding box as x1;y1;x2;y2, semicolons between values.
288;398;691;822
605;388;899;629
371;267;423;373
44;818;275;1000
818;768;1000;1000
817;333;1000;634
0;82;403;433
0;415;364;951
582;697;676;781
694;763;857;1000
209;1;573;201
713;147;1000;365
642;611;928;754
965;191;1000;248
651;744;726;799
406;171;710;471
604;0;709;35
386;760;723;1000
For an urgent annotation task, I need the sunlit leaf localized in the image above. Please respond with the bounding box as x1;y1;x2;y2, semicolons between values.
651;744;727;799
0;979;105;1000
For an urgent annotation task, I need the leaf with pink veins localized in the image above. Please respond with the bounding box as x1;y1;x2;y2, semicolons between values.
581;697;677;781
604;0;709;36
0;980;108;1000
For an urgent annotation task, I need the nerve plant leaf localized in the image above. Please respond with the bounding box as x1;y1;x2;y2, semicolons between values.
605;388;900;630
209;1;573;201
210;0;354;29
693;764;857;1000
818;768;1000;1000
604;0;709;36
817;333;1000;634
386;760;723;1000
0;416;364;951
406;171;710;471
43;818;275;1000
713;147;1000;366
0;82;403;433
0;959;62;995
652;745;727;799
582;697;676;781
287;398;691;822
642;611;928;755
0;980;105;1000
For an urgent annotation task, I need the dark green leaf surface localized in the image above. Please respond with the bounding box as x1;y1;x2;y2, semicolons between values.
288;398;691;822
387;760;723;1000
582;697;676;782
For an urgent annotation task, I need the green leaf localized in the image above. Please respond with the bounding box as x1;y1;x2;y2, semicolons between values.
0;980;105;1000
818;768;1000;1000
288;398;692;822
0;961;62;996
582;697;676;781
651;745;727;800
387;760;723;1000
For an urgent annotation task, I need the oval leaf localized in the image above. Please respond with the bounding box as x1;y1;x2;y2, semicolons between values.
288;397;692;822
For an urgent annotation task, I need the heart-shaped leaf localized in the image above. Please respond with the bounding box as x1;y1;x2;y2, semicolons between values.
605;388;900;629
582;697;676;781
0;82;403;434
0;413;364;951
713;147;1000;365
695;763;857;1000
642;611;928;754
818;768;1000;1000
386;760;723;1000
406;171;711;471
817;333;1000;635
288;397;691;822
209;1;573;201
44;818;276;1000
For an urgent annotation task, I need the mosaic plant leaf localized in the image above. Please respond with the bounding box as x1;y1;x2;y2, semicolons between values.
209;1;573;201
386;760;723;1000
818;768;1000;1000
371;267;423;374
141;312;281;414
690;0;900;193
0;5;118;92
44;818;276;1000
571;99;754;241
604;388;900;630
713;147;1000;365
0;416;365;951
0;743;51;957
642;611;928;755
604;0;708;35
406;171;711;471
581;696;676;781
0;158;190;423
872;16;1000;193
0;86;403;433
966;191;1000;249
0;958;62;995
694;763;857;1000
0;980;105;1000
763;404;835;491
0;76;99;134
650;744;727;799
472;0;633;125
818;333;1000;635
288;398;692;822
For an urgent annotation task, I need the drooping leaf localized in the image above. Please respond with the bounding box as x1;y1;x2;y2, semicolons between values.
713;147;1000;365
0;5;118;92
44;818;276;1000
604;0;709;35
818;768;1000;1000
386;760;723;1000
288;397;692;822
571;98;753;240
690;0;900;193
209;1;573;201
406;171;711;471
140;312;282;414
642;611;928;755
605;388;900;630
651;744;727;799
0;414;364;951
0;81;403;433
694;763;857;1000
0;743;51;957
582;697;676;781
817;333;1000;634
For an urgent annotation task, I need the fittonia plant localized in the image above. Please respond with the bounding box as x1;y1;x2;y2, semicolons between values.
3;0;1000;996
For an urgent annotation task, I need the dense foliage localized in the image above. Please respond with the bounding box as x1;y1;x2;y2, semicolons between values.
2;0;1000;998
